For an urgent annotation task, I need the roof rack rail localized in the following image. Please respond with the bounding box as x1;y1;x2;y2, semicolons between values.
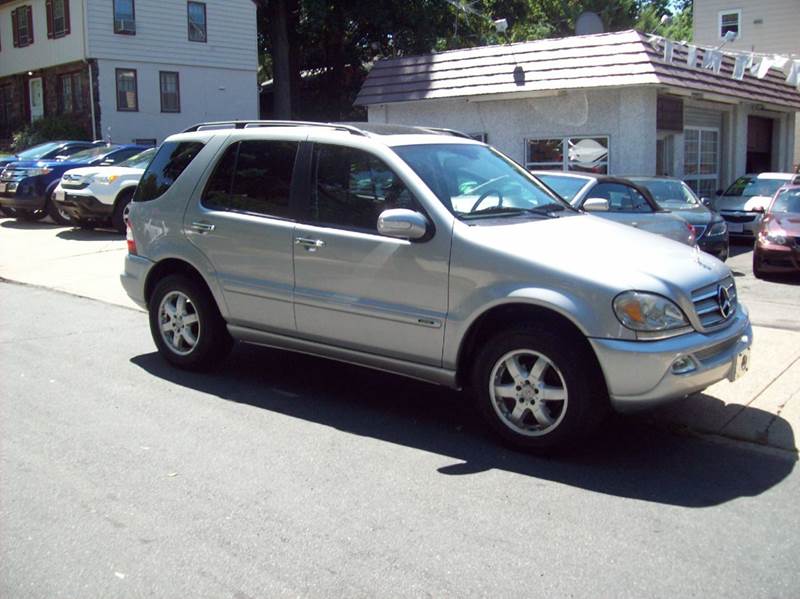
421;127;474;140
182;120;369;136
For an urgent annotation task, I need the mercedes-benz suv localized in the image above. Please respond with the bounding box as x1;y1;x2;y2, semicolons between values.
121;121;752;451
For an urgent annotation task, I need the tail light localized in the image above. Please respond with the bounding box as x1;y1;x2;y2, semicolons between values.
687;221;696;242
126;220;137;255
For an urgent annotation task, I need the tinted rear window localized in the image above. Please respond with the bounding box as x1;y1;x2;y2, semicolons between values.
134;141;204;202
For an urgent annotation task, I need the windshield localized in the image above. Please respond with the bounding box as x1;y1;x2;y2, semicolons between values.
66;146;116;163
535;173;590;202
17;142;63;160
631;179;699;209
723;176;787;198
119;148;156;169
771;188;800;213
393;144;570;220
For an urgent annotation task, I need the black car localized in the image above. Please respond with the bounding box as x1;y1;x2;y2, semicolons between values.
628;177;729;261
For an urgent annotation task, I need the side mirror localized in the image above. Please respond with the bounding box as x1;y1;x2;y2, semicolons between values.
377;209;429;240
700;196;714;209
715;189;724;197
583;197;609;212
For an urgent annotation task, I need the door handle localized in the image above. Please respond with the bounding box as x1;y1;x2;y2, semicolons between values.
295;237;326;252
190;221;215;233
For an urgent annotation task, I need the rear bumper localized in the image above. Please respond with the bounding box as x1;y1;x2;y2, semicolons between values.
120;253;154;309
589;306;752;413
697;234;729;260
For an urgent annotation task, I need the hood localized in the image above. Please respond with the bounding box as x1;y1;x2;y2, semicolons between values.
666;205;713;224
769;213;800;235
61;165;144;180
461;213;730;296
717;194;773;212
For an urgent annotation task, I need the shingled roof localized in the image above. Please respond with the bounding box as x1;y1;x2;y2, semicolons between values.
355;29;800;110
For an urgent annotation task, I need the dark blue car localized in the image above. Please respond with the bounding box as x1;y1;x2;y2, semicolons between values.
0;144;147;224
0;140;102;171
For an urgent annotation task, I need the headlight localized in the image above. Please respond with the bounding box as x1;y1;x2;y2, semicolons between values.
708;221;727;236
613;291;689;332
764;231;787;245
26;167;52;176
92;174;119;185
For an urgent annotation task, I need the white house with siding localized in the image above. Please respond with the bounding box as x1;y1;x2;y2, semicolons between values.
0;0;258;145
692;0;800;168
357;30;800;195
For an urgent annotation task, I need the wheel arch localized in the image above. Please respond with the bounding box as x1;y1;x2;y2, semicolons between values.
455;301;605;392
143;258;217;311
112;184;137;210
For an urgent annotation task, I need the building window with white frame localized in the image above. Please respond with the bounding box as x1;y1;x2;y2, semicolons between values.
684;127;719;198
719;10;741;40
160;72;180;113
115;68;138;111
526;136;609;174
187;2;207;42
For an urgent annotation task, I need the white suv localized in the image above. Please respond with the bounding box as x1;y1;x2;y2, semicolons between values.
54;147;156;232
121;121;752;451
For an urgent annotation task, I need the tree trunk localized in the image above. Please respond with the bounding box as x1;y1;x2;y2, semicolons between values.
269;0;292;119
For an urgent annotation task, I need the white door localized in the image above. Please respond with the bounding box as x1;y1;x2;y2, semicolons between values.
29;78;44;122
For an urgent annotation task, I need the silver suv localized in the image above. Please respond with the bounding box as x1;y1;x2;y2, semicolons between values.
121;121;752;451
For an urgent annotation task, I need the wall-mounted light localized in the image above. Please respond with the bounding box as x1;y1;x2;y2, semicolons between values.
27;71;33;76
493;18;508;34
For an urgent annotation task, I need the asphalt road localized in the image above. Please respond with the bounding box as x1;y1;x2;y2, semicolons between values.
1;281;799;598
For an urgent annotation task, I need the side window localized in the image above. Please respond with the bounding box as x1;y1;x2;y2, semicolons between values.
202;140;297;218
134;141;205;203
202;143;238;211
311;144;417;232
590;183;652;213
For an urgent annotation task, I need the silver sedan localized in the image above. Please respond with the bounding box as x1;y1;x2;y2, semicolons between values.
532;171;695;245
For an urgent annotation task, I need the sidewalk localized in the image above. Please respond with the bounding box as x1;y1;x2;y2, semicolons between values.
1;217;798;452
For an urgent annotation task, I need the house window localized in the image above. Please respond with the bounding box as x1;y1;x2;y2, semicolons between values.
684;127;719;197
187;2;206;42
113;0;135;34
159;71;180;113
47;0;71;38
12;6;34;48
526;136;609;174
115;68;138;111
719;10;741;39
59;72;83;113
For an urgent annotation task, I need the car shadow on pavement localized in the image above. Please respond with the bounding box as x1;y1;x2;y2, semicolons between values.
131;344;796;508
56;228;123;241
0;219;62;230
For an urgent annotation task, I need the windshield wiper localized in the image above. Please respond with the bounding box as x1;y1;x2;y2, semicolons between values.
525;203;567;213
461;205;565;220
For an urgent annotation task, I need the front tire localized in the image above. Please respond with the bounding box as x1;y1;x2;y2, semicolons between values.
46;193;74;226
752;251;763;279
16;209;47;222
148;274;233;370
471;325;607;452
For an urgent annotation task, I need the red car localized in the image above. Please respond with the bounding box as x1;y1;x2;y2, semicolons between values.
753;185;800;278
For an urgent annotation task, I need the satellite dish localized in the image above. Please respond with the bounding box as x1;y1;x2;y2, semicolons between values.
576;12;604;36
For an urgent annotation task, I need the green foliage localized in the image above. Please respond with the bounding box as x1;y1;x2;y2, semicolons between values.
12;115;90;152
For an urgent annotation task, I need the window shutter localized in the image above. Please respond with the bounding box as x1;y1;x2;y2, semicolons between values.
12;9;19;47
64;0;71;35
27;6;34;44
46;0;54;38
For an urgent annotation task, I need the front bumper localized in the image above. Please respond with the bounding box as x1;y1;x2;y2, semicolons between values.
754;242;800;274
719;210;762;237
0;178;47;211
589;306;752;413
120;253;155;309
54;186;114;221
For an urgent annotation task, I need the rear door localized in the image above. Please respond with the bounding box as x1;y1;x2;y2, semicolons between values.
291;142;450;366
183;134;302;334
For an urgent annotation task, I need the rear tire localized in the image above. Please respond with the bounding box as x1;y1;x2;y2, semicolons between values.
148;274;233;371
112;189;134;233
471;325;608;453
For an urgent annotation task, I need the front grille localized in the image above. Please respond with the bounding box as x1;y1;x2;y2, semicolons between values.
692;225;707;239
691;276;737;329
721;213;757;223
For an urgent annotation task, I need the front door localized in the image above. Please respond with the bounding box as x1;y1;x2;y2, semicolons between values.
28;78;43;122
292;142;450;366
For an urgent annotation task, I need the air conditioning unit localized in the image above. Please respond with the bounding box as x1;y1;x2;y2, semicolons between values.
115;19;136;34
